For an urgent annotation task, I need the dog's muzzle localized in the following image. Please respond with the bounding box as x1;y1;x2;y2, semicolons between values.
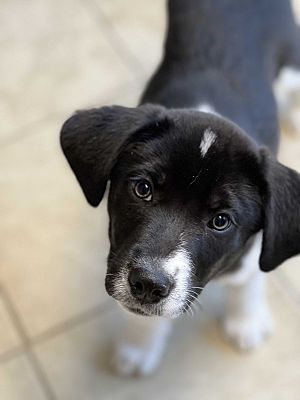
106;248;194;317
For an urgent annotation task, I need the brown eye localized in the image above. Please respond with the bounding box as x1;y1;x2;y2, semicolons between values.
210;213;231;231
134;179;152;201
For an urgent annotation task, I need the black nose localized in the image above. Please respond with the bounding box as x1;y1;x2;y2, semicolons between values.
128;267;173;304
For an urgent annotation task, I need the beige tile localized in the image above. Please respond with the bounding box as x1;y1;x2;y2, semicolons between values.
0;355;47;400
282;258;300;294
105;80;146;107
0;0;133;142
277;98;300;298
279;132;300;171
275;257;300;298
0;116;111;337
279;130;300;296
34;281;300;400
98;0;166;77
0;295;22;356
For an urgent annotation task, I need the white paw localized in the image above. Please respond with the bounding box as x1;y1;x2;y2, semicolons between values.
111;343;162;377
222;312;273;351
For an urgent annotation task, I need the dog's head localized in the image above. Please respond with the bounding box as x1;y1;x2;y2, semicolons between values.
60;104;300;317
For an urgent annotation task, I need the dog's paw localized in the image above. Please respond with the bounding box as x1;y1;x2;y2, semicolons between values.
111;343;163;377
222;311;273;351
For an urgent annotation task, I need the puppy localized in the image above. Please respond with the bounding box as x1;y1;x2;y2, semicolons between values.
60;0;300;376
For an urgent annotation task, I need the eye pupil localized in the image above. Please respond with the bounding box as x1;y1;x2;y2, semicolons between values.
137;182;149;196
134;180;152;200
211;213;231;231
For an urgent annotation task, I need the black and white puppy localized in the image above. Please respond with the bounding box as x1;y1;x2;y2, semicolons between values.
60;0;300;375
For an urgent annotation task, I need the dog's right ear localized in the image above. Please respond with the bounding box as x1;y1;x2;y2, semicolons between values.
60;104;164;207
259;149;300;271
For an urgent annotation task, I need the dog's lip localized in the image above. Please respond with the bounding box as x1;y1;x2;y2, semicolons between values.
123;304;153;316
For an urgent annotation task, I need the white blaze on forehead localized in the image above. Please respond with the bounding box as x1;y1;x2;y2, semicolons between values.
199;128;216;157
197;103;218;114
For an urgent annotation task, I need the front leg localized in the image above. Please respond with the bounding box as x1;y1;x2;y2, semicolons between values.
111;312;172;376
222;270;273;350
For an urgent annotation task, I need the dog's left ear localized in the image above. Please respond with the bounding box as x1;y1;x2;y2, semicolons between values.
60;104;164;207
259;149;300;271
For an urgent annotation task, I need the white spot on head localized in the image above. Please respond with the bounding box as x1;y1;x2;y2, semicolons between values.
199;128;216;157
197;103;218;115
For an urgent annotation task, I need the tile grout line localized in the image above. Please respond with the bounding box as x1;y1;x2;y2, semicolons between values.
0;297;114;365
0;346;25;365
82;0;147;79
0;285;57;400
32;301;113;346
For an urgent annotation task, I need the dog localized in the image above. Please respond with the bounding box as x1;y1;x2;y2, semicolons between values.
60;0;300;376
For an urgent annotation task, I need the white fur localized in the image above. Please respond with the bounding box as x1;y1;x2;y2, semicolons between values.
219;232;273;350
162;247;191;284
111;314;172;376
197;102;218;115
199;128;216;157
111;246;192;319
217;231;263;286
222;271;273;350
161;247;193;316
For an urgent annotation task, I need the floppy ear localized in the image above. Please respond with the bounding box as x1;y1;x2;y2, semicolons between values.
259;149;300;271
60;104;164;207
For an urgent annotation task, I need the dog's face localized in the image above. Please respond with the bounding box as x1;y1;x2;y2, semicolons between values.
60;104;300;317
106;113;263;317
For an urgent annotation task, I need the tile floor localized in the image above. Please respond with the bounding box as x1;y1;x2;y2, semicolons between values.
1;1;300;399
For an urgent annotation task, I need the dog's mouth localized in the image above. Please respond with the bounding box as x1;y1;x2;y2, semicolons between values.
106;273;200;318
108;285;172;317
119;299;183;318
122;304;154;317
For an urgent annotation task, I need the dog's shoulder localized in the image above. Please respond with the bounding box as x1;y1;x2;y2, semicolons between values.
214;231;263;286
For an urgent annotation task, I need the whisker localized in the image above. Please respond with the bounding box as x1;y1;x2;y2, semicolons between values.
186;306;193;318
185;297;194;318
182;299;192;318
190;272;201;282
193;297;204;311
186;292;204;312
188;302;194;317
187;292;198;301
191;301;202;314
187;289;200;297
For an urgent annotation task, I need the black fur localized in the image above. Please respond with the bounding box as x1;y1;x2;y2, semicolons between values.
142;0;300;153
60;105;164;206
60;0;300;314
260;150;300;271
